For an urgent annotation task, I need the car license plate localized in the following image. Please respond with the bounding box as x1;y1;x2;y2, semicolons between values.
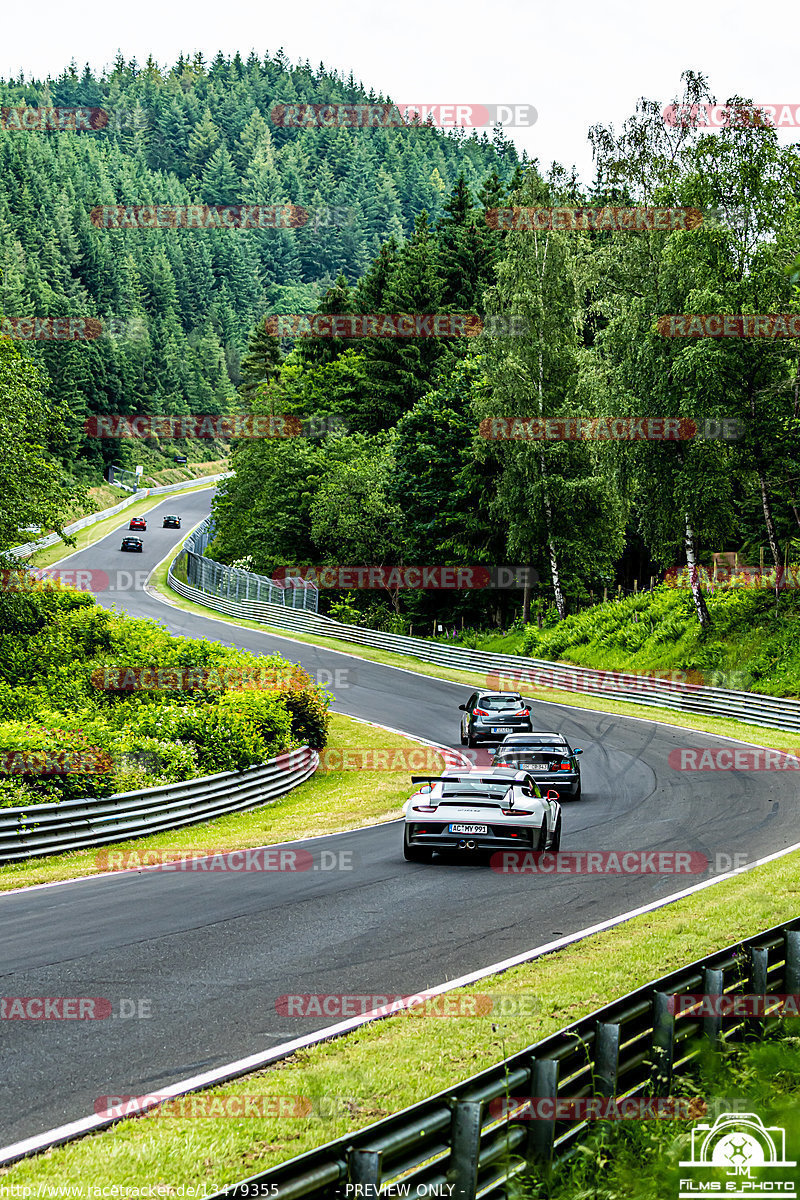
491;726;513;733
449;823;488;835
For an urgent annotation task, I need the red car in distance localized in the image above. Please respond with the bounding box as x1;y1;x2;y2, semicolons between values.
129;517;147;531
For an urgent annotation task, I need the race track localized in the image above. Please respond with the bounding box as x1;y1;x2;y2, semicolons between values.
0;490;793;1147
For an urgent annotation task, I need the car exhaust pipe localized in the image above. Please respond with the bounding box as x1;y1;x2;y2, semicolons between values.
458;839;477;850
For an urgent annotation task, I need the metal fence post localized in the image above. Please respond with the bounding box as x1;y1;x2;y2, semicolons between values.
652;992;675;1095
703;967;724;1046
594;1023;620;1097
748;945;769;1035
447;1099;483;1200
347;1148;381;1191
525;1056;559;1165
784;929;800;993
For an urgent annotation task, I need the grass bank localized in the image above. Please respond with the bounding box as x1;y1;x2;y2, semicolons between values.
3;844;800;1191
0;712;424;892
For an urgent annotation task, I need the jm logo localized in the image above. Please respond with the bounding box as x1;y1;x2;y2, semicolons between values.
678;1111;796;1197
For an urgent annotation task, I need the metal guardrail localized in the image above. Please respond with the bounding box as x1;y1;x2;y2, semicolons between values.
0;747;317;863
181;519;319;612
213;916;800;1200
9;473;231;558
167;557;800;734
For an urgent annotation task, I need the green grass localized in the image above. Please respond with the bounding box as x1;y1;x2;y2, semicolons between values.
519;586;800;698
5;541;800;1191
515;1026;800;1198
3;845;800;1193
0;712;427;892
27;482;221;570
149;553;800;756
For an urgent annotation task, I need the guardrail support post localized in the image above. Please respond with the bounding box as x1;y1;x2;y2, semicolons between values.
748;945;769;1035
703;967;724;1046
447;1099;483;1200
525;1056;559;1166
347;1148;382;1191
595;1023;620;1097
784;929;800;993
652;992;675;1094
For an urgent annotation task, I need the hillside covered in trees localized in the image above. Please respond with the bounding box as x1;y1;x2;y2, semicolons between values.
0;50;520;495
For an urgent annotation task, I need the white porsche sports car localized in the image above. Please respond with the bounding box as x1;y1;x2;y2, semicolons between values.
403;768;562;863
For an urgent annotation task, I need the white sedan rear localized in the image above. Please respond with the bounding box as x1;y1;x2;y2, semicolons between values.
403;768;562;863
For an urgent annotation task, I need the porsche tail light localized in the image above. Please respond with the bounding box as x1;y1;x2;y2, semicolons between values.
502;808;534;816
412;804;438;812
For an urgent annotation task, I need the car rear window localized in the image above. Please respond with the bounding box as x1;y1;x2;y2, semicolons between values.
440;779;513;799
495;749;568;767
478;695;523;710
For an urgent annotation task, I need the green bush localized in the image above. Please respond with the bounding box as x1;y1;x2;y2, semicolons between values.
0;583;332;808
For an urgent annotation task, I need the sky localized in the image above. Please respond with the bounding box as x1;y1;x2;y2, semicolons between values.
2;0;800;185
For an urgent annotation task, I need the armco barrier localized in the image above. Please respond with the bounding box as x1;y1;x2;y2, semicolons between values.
0;747;316;863
201;918;800;1198
168;534;800;734
182;520;319;612
9;472;231;558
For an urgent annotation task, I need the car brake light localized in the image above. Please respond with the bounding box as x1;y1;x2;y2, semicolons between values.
559;761;571;770
412;804;438;812
518;709;530;717
502;808;534;816
473;708;489;716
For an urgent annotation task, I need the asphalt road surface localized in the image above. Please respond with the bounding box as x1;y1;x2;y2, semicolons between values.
1;490;794;1147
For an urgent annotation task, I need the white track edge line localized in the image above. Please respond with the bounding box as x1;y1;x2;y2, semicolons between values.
0;721;463;898
4;831;800;1165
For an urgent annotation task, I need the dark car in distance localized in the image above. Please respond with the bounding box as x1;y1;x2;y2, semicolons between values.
162;514;181;528
491;732;583;800
458;691;533;747
129;516;147;531
120;536;143;553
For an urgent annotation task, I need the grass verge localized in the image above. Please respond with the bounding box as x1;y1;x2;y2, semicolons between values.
150;553;800;756
27;483;222;570
0;712;426;893
3;845;800;1191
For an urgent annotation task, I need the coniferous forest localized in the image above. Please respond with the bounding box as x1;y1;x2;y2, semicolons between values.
2;60;800;642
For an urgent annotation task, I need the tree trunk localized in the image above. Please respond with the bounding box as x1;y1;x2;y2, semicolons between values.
756;468;783;600
522;558;534;624
540;452;567;619
786;480;800;535
684;515;711;628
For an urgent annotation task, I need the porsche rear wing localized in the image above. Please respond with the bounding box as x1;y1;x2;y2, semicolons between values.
410;774;519;786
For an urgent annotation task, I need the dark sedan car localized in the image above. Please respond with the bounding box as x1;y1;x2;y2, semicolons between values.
458;691;533;747
129;516;147;531
162;514;181;528
120;536;143;552
491;732;584;799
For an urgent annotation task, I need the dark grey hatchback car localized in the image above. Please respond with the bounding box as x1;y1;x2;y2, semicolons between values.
458;691;533;747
